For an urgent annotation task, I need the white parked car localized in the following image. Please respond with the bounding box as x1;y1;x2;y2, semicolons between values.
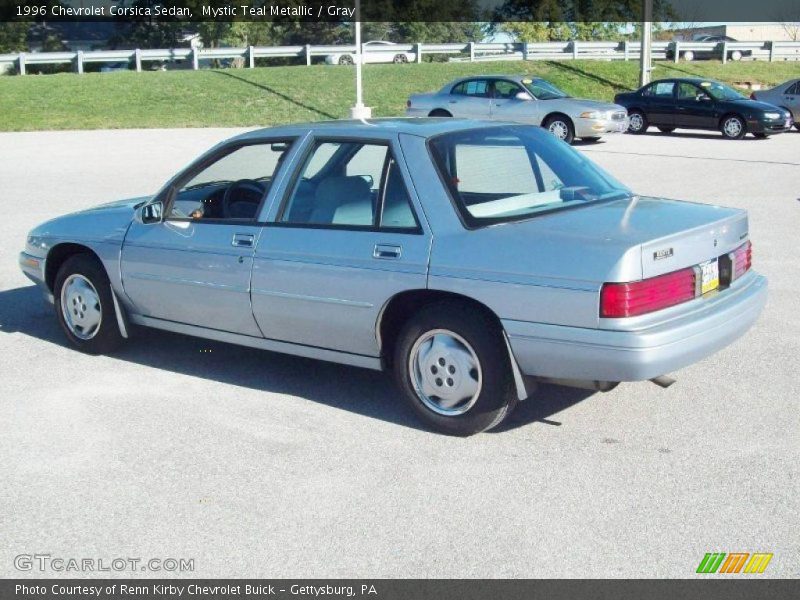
325;41;416;65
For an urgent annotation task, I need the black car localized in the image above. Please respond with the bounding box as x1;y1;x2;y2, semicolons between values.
614;78;793;140
665;36;751;62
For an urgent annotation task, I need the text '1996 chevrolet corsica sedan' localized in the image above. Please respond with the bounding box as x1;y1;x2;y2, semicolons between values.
19;119;767;435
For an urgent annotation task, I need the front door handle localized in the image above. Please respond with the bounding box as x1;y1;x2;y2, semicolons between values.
232;233;254;248
373;244;402;259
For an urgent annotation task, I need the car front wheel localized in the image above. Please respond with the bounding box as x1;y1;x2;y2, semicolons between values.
338;55;354;65
627;110;648;134
394;302;517;436
721;115;746;139
54;254;125;354
544;115;575;144
393;54;408;63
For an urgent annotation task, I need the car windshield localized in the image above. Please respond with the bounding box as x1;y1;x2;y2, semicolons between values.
522;79;569;100
702;81;745;101
428;126;630;227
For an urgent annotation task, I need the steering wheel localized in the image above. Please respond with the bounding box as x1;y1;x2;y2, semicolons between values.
222;179;266;219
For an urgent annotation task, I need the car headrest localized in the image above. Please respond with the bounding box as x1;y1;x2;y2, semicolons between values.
310;176;372;224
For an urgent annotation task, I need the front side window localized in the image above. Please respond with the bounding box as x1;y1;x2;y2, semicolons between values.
677;82;706;100
428;126;629;227
169;141;292;221
281;141;417;230
493;80;523;99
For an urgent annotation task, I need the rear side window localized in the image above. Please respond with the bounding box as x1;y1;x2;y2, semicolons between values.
281;141;419;231
645;82;675;98
784;82;799;95
452;80;490;98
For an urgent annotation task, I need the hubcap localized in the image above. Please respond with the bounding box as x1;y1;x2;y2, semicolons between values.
629;113;643;131
724;117;742;137
60;274;102;340
548;120;569;140
408;329;482;416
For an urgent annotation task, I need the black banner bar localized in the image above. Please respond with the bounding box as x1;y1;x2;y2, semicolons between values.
2;0;800;23
2;580;799;600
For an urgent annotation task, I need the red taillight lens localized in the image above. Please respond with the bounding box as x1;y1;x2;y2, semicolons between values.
732;240;752;280
600;267;696;318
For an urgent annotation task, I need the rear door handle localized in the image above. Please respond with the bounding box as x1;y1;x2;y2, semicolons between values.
232;233;254;247
373;244;402;259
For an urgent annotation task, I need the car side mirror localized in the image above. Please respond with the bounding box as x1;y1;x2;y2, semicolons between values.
515;91;533;101
698;95;711;102
138;201;164;224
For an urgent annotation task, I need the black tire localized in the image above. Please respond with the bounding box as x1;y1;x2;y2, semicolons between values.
428;109;452;117
54;254;125;355
627;109;648;134
753;132;769;139
393;301;517;436
338;55;353;65
393;54;408;64
543;114;575;144
582;136;602;143
720;114;746;140
794;123;800;131
657;126;675;133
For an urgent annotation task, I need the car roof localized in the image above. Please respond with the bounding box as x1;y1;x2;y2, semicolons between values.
232;118;519;141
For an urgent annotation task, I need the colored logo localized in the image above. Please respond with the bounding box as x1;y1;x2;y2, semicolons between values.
696;552;773;574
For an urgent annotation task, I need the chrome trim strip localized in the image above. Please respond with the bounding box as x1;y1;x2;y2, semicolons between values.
250;288;373;308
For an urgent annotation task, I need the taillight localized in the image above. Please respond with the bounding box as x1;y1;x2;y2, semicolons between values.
750;92;756;100
600;267;696;318
731;241;752;280
406;99;412;108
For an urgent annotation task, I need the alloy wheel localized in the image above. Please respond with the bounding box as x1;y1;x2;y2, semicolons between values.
60;274;102;340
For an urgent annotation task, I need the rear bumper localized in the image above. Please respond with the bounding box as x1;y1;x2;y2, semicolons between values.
504;271;767;382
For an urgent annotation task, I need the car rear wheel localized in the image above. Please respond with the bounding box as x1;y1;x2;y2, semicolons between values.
627;110;648;134
429;109;452;117
393;302;517;436
721;115;746;140
338;55;354;65
682;50;695;61
54;254;125;354
657;126;675;133
544;115;575;144
393;54;408;63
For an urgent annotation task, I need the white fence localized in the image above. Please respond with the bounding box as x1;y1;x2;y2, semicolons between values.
2;40;800;74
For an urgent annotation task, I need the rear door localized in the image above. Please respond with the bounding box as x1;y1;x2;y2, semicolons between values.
447;79;492;119
643;81;677;127
781;81;799;120
250;135;431;357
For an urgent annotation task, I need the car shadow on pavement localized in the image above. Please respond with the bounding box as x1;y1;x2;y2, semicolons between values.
211;70;339;120
0;285;597;434
642;131;760;142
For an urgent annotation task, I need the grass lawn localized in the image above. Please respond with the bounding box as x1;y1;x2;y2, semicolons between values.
1;59;799;131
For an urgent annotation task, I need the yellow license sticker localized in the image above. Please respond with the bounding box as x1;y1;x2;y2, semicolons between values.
700;259;719;294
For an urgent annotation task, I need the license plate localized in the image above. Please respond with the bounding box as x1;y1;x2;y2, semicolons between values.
700;259;719;295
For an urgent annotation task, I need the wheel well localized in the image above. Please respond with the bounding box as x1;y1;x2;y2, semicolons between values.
44;243;101;292
428;109;452;117
541;112;573;128
377;290;502;368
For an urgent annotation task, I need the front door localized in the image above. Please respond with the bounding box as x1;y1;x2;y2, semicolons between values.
120;139;295;336
251;137;431;357
489;79;540;125
674;82;717;129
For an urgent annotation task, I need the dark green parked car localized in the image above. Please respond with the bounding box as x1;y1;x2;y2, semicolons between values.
614;78;793;140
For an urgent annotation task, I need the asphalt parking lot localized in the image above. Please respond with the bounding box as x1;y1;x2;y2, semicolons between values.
0;127;797;578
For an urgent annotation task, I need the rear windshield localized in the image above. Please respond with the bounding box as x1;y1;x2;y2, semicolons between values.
428;126;629;227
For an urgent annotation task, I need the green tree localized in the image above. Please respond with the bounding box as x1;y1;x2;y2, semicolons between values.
0;21;28;53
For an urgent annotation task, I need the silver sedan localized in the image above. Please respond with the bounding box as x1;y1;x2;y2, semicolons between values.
751;79;800;130
19;119;766;435
406;75;629;143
